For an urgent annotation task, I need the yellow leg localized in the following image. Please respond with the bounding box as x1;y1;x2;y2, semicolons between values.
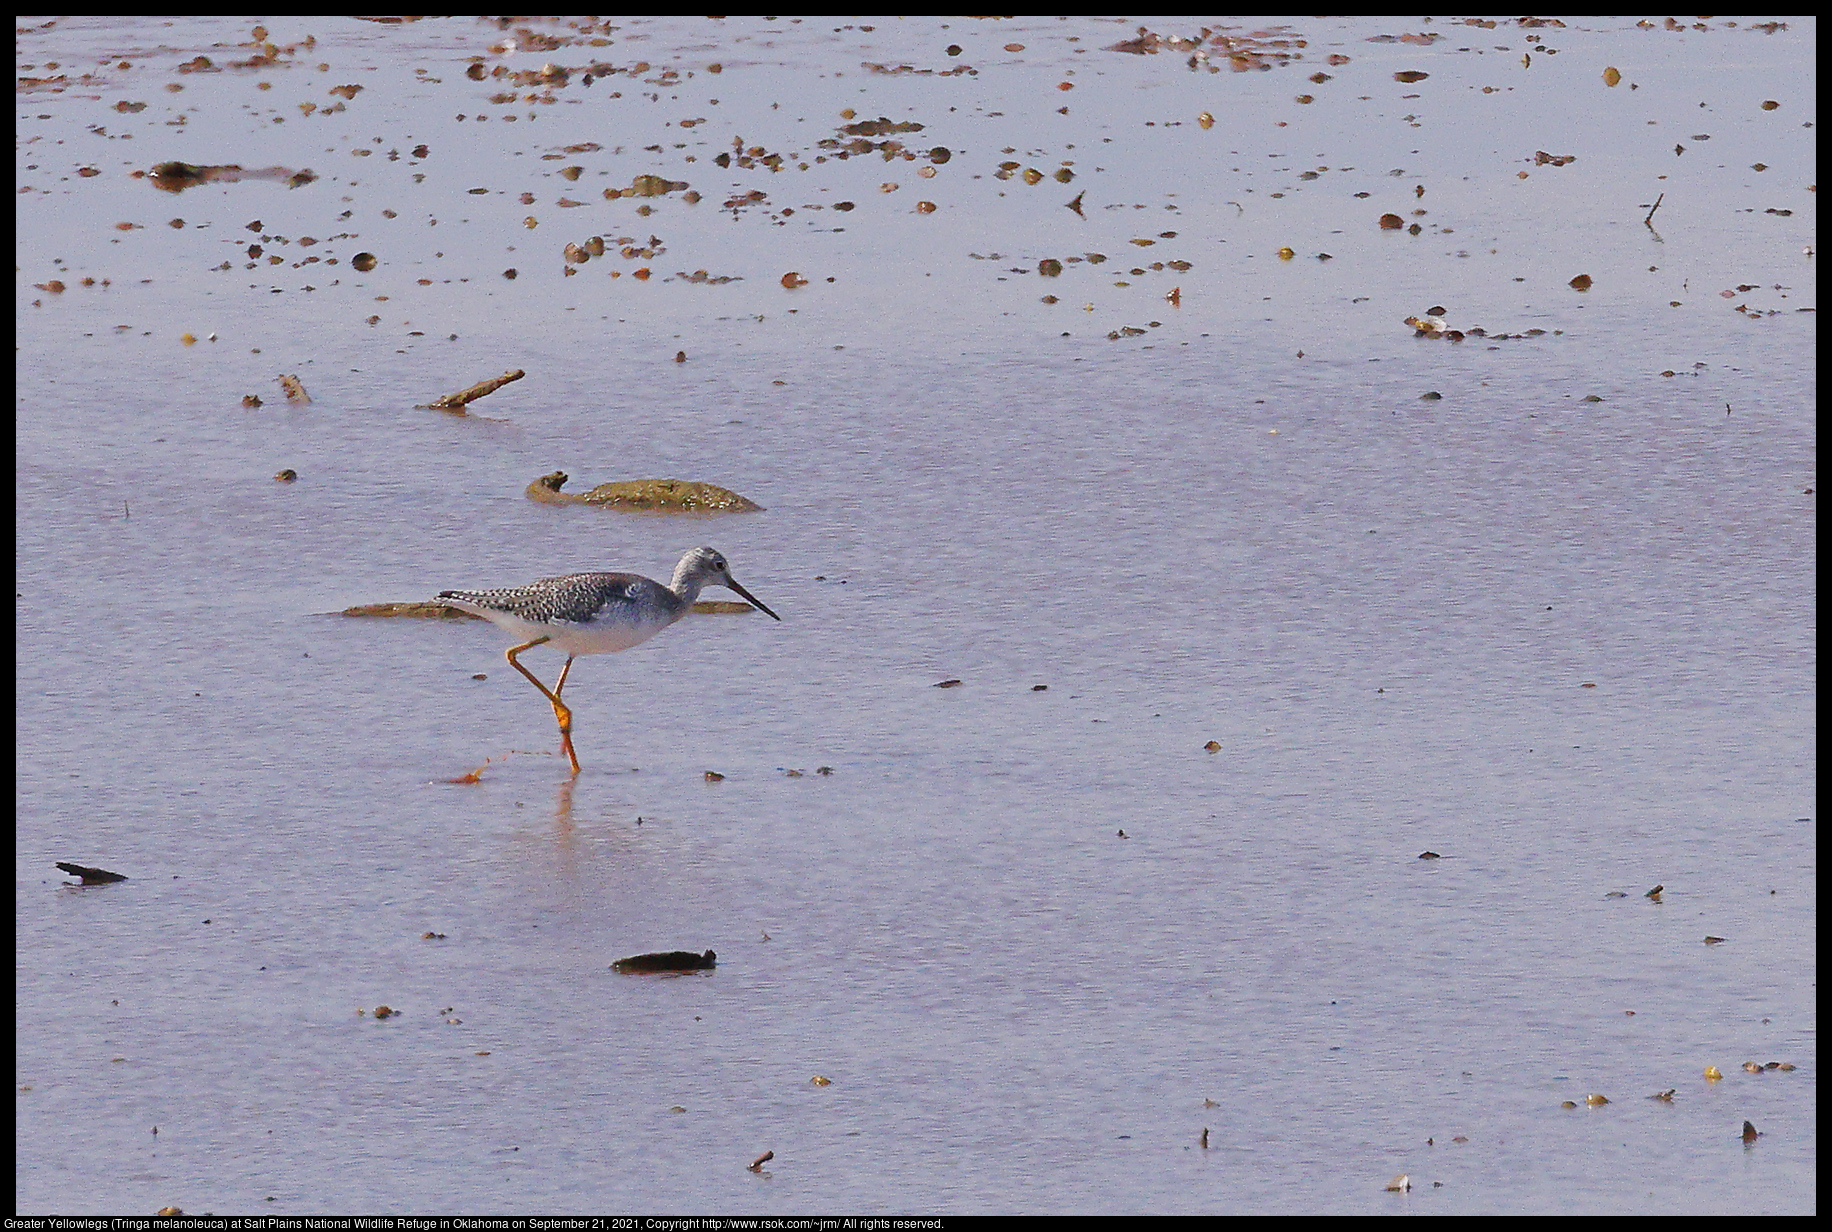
553;655;576;701
552;655;580;773
505;639;582;774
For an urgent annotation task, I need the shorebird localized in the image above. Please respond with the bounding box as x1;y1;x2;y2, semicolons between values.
438;546;780;773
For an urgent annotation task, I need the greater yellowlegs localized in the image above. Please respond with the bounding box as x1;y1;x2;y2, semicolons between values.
438;546;780;773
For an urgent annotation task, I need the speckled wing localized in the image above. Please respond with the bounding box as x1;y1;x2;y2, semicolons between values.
439;572;645;623
438;571;683;654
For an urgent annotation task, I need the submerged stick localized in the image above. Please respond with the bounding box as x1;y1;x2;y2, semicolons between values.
428;368;525;411
57;861;128;884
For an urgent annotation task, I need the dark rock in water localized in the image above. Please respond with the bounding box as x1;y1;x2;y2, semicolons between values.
612;949;717;974
56;861;128;884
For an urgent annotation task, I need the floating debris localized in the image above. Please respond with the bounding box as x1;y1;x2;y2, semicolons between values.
342;601;480;620
426;368;524;411
810;1075;832;1086
934;679;963;689
56;861;128;885
149;161;316;193
1385;1174;1411;1192
278;374;310;404
612;173;689;198
525;471;764;513
749;1150;774;1172
612;949;717;974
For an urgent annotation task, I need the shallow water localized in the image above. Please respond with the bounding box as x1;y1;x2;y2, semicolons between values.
17;15;1815;1215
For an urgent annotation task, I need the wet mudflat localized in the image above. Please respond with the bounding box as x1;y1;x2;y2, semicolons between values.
16;16;1814;1215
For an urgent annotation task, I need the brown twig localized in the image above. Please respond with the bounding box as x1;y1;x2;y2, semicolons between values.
1644;193;1664;225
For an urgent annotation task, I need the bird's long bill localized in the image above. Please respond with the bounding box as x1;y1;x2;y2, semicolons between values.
725;576;782;621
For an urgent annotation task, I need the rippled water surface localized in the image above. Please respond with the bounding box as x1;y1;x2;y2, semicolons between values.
17;15;1815;1215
